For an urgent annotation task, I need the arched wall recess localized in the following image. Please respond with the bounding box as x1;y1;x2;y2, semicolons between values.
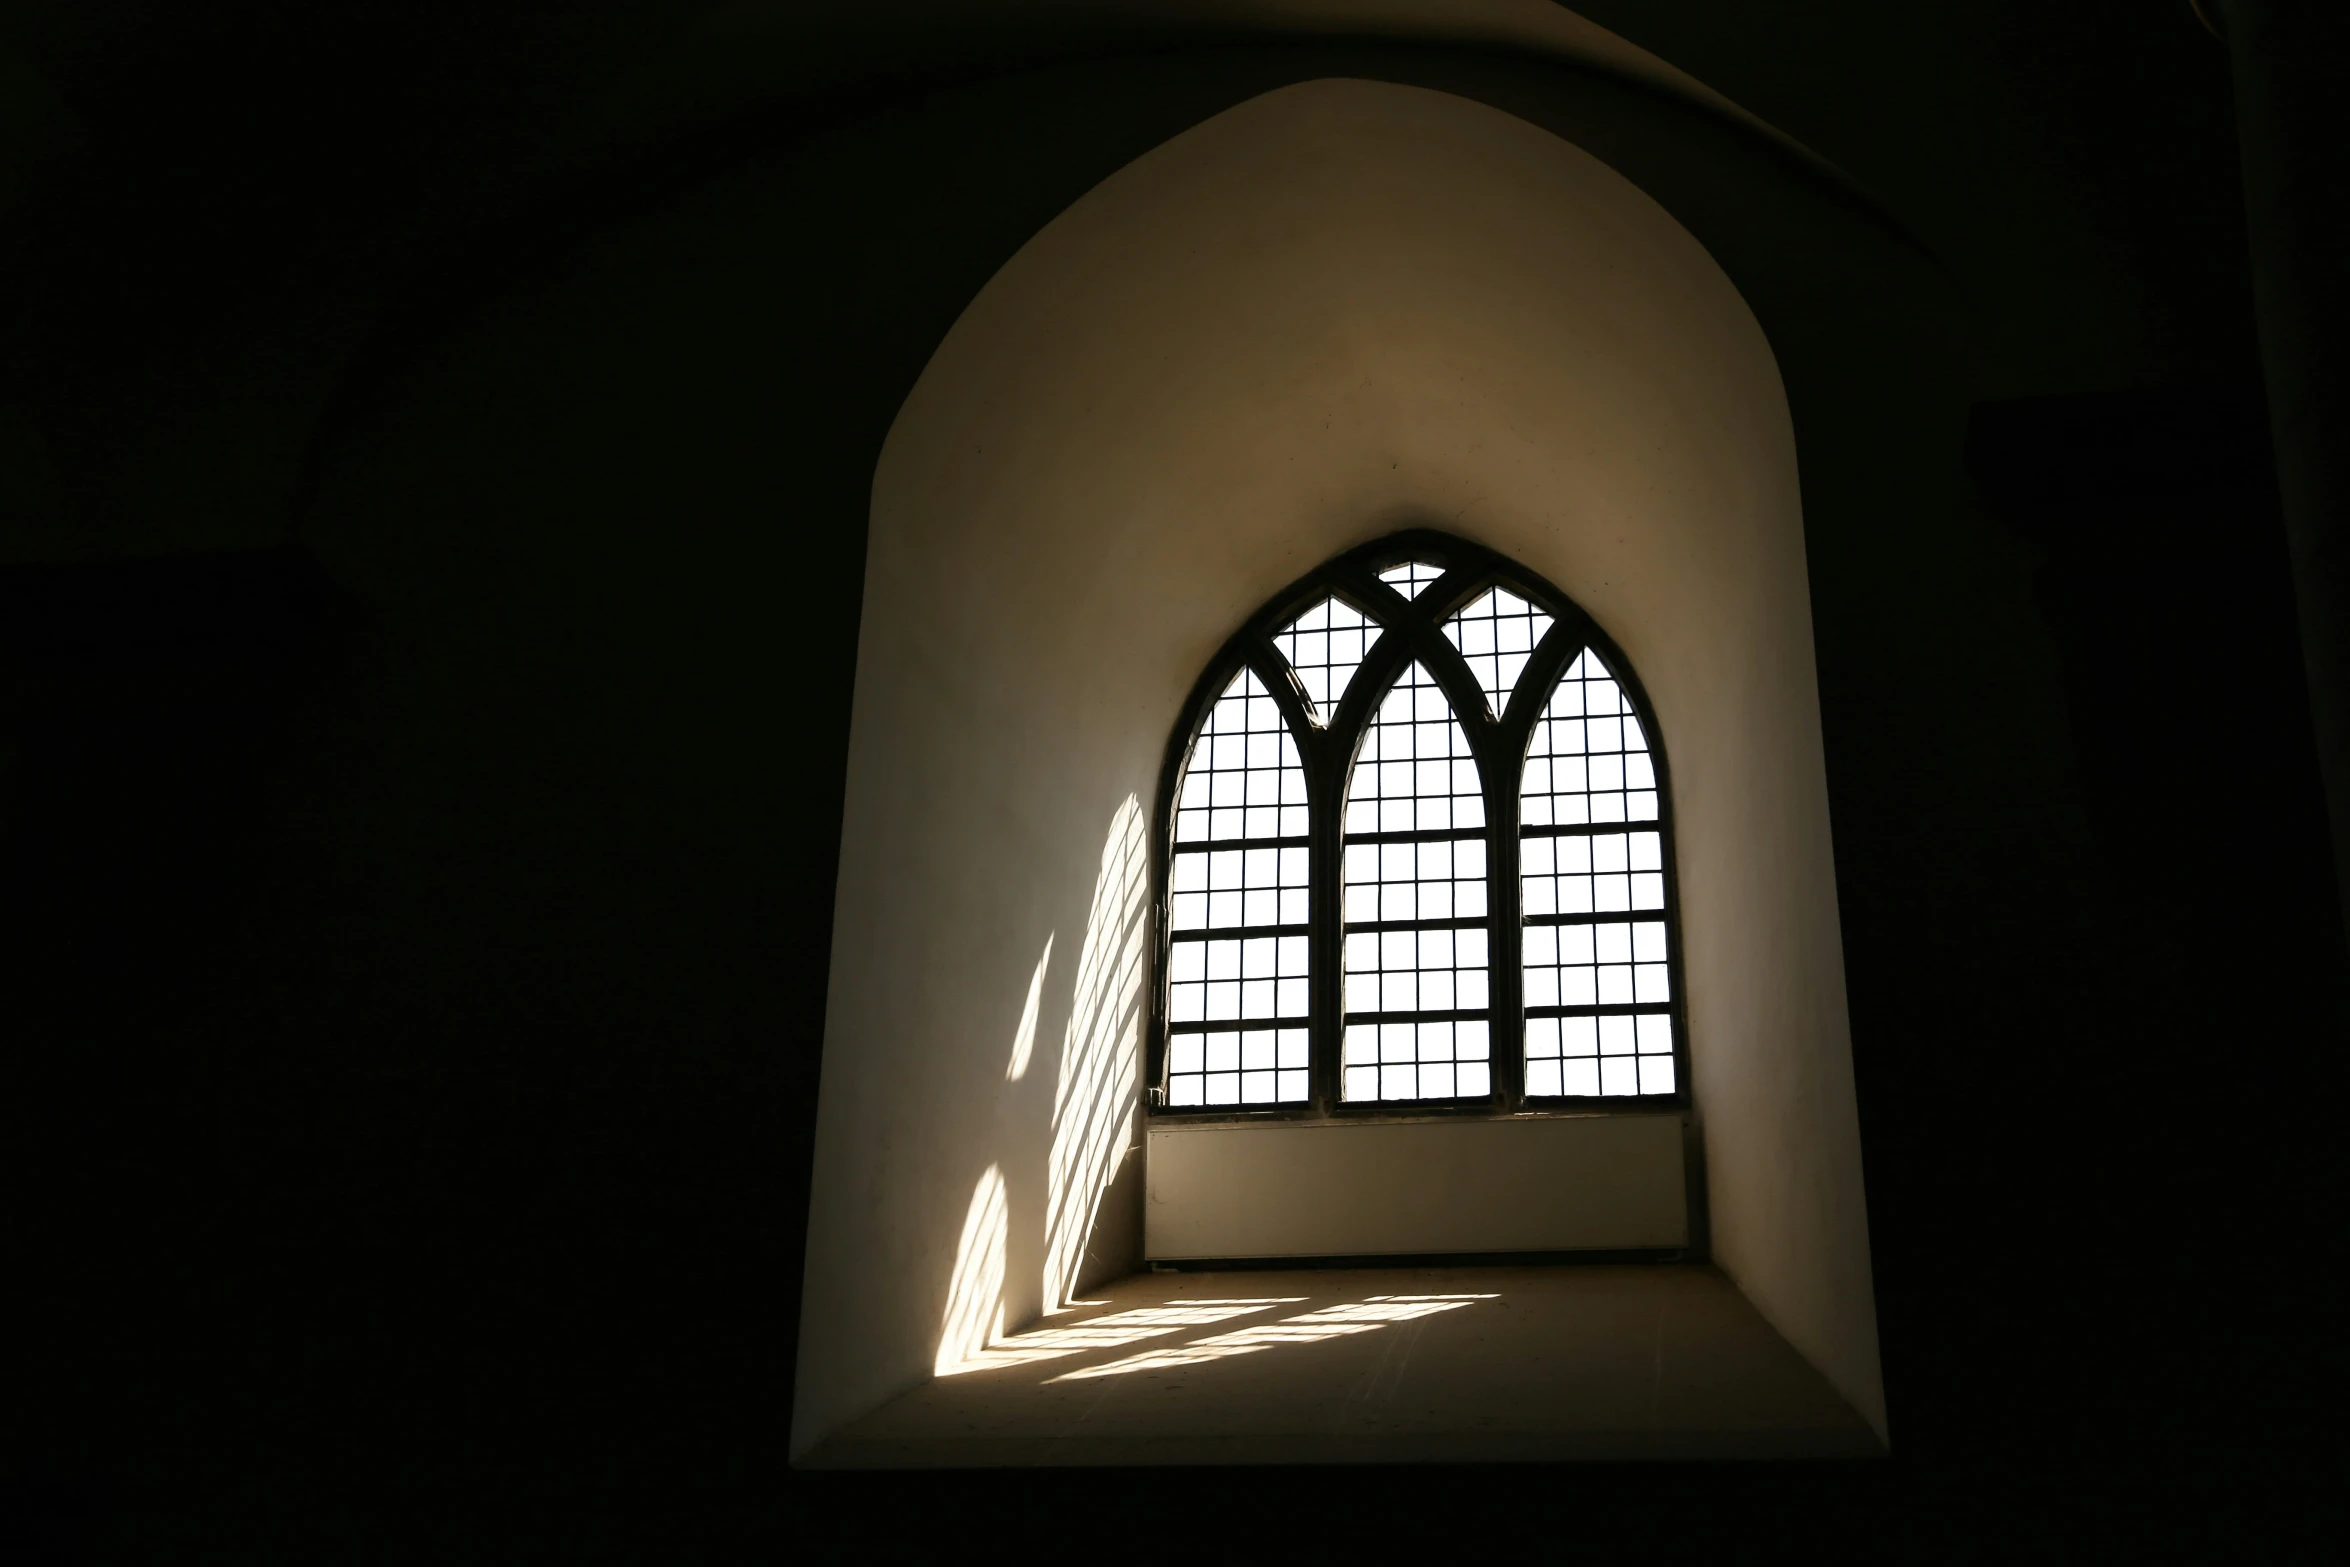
794;77;1881;1456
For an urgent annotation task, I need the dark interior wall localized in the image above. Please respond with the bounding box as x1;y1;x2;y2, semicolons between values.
1568;0;2261;398
1;36;2339;1562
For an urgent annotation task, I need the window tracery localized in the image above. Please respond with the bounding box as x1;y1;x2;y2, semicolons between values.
1271;596;1378;723
1377;560;1444;600
1154;533;1683;1117
1442;586;1553;714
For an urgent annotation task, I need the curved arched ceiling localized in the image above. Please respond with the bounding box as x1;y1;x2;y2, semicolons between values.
0;0;2254;565
604;1;1833;176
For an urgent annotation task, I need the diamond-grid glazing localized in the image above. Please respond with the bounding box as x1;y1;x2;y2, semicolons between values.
1271;596;1378;722
1522;649;1658;826
1442;587;1554;714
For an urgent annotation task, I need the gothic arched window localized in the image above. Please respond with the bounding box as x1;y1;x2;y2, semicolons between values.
1151;532;1685;1117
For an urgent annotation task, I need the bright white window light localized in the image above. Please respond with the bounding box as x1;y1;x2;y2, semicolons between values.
1377;560;1444;599
1167;667;1311;1107
1340;661;1490;1103
1522;649;1659;826
1159;541;1686;1119
1271;596;1378;722
1520;831;1668;916
1520;646;1673;1098
1441;587;1553;714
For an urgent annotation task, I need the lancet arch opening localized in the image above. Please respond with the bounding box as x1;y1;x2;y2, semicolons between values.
1151;532;1686;1119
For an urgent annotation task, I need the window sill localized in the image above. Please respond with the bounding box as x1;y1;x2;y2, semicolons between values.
1146;1099;1681;1129
1147;1111;1687;1261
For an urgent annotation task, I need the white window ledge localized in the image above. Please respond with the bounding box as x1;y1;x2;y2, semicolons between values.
1146;1112;1688;1261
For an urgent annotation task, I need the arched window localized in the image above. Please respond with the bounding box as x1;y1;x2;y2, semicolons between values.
1164;667;1311;1108
1151;532;1684;1116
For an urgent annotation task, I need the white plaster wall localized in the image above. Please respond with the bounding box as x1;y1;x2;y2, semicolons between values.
791;77;1882;1456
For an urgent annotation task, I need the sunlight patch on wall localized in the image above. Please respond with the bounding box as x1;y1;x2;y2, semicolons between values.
1042;796;1150;1309
1006;934;1054;1082
934;1164;1009;1376
1045;1294;1496;1381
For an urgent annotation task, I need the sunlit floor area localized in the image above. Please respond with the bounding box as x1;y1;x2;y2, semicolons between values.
803;1264;1883;1466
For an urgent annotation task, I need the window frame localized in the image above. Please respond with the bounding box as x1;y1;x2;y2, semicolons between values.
1147;529;1690;1123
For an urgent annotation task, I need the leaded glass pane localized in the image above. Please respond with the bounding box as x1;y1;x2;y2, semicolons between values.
1341;662;1489;1103
1442;586;1553;713
1168;668;1310;1107
1377;560;1443;599
1520;647;1674;1099
1271;596;1378;723
1521;649;1658;826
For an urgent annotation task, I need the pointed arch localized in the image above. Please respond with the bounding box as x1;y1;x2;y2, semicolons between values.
1444;587;1555;716
1270;595;1379;724
1165;666;1312;1107
1340;660;1493;1103
1150;528;1684;1120
1518;648;1682;1100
